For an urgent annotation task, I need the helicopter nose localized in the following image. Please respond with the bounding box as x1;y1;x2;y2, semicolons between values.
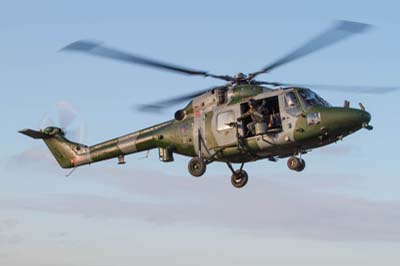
294;107;372;142
341;108;372;130
360;110;373;130
320;107;372;135
341;108;371;129
361;110;371;124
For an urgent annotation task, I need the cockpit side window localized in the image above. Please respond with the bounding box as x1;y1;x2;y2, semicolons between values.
285;91;301;116
215;89;227;106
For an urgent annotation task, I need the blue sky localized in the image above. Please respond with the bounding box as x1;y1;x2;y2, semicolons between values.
1;0;400;265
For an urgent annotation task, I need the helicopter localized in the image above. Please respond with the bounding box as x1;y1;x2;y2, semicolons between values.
19;20;399;188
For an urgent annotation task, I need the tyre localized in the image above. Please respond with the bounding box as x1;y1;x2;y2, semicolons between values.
287;156;301;171
231;169;248;188
296;159;306;172
188;157;206;177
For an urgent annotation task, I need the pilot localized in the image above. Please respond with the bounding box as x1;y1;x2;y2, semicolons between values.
237;98;264;135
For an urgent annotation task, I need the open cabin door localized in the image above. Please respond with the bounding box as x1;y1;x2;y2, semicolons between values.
239;95;283;137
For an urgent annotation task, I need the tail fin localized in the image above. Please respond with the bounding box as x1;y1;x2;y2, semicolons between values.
19;127;91;168
19;129;49;139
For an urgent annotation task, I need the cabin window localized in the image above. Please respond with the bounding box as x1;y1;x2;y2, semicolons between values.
285;92;302;116
216;89;227;105
217;111;235;131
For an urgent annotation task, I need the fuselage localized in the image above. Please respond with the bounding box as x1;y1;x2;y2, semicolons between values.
164;84;371;163
21;84;371;169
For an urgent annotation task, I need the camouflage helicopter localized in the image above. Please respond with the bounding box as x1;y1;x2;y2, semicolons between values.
19;20;399;188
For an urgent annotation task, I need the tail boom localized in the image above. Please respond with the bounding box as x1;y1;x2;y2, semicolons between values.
19;121;177;169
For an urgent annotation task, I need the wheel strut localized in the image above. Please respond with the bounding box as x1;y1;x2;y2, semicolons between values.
227;162;248;188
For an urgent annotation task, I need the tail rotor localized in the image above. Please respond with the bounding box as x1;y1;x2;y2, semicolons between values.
38;101;86;143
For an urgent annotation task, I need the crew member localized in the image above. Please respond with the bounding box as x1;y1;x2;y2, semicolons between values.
237;99;264;135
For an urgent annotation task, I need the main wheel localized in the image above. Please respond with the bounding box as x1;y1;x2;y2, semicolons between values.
188;157;206;177
231;169;248;188
287;156;301;171
296;159;306;172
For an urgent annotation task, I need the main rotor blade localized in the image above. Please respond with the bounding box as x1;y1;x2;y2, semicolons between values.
248;20;372;79
137;86;220;112
257;81;400;94
61;40;233;82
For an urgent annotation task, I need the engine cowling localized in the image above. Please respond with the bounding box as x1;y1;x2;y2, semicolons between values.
174;109;185;121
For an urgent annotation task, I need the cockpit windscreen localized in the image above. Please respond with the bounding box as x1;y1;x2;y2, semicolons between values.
297;89;330;109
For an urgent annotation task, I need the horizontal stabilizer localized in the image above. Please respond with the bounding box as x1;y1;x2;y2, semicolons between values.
18;129;49;139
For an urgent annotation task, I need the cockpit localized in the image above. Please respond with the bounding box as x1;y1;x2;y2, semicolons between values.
296;88;330;109
283;88;331;116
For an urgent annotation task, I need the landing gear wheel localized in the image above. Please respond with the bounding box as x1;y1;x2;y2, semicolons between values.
287;156;306;172
231;169;248;188
296;159;306;172
287;156;301;171
188;157;206;177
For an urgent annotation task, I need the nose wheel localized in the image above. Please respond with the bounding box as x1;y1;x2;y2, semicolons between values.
287;156;306;172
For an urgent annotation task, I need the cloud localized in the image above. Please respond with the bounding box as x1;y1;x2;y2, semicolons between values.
4;147;400;242
2;146;56;174
314;144;357;156
1;218;18;230
0;219;23;246
1;183;400;242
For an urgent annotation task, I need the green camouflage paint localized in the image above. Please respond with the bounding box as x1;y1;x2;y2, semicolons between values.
229;85;265;105
294;106;371;148
19;86;372;170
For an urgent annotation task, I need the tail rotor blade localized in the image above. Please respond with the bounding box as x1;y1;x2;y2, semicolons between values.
56;101;79;129
39;114;55;130
67;121;87;143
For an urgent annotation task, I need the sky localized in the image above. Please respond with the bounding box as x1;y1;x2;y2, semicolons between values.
1;0;400;265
